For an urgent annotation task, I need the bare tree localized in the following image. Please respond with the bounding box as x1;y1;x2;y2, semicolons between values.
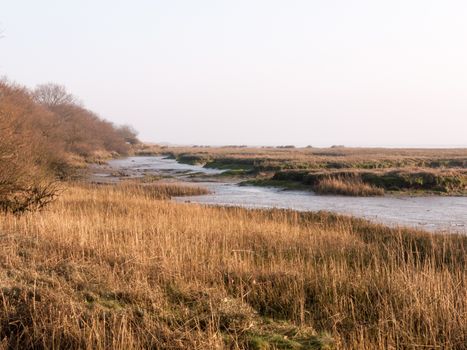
33;83;77;108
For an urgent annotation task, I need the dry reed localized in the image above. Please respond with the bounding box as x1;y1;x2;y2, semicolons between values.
313;177;385;196
0;183;465;349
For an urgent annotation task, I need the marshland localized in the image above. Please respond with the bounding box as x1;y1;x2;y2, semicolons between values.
138;145;467;196
2;1;467;349
1;79;466;347
1;80;467;349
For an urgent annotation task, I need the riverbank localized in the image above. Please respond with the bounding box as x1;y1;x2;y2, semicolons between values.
243;168;467;196
1;182;465;349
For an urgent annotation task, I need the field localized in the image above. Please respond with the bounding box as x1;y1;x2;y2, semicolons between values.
1;182;466;349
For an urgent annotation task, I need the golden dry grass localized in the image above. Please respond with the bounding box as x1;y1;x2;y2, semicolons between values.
136;144;467;168
0;183;466;349
102;181;211;199
138;144;467;160
313;177;385;196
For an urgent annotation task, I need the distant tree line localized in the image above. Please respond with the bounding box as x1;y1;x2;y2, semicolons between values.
0;79;139;213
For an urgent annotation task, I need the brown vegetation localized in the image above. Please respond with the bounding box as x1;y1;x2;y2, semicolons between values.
138;144;467;171
0;183;465;349
102;181;210;199
142;145;467;195
32;83;138;159
313;177;385;196
0;80;138;213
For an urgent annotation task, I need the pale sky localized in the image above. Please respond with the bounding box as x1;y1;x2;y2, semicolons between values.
1;0;466;147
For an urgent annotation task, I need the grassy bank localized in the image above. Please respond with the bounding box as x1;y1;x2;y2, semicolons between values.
270;169;467;195
0;183;466;349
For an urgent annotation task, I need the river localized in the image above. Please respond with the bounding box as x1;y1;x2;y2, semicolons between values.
103;156;467;234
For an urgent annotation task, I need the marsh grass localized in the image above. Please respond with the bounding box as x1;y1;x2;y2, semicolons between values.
0;184;465;349
313;177;385;196
93;181;210;199
134;145;467;195
139;145;467;171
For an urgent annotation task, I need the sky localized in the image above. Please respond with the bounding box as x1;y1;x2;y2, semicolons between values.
1;0;466;147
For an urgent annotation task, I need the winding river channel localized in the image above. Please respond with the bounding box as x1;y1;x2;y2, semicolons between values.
102;156;467;234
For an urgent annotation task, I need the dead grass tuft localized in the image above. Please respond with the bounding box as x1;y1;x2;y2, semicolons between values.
313;177;385;196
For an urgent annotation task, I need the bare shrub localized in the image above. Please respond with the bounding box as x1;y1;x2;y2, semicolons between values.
1;79;139;213
0;80;61;213
0;182;60;214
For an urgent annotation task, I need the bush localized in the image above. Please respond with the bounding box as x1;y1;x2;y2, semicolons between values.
0;79;138;213
0;182;60;214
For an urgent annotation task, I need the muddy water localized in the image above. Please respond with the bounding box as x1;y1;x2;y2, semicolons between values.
106;157;467;234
